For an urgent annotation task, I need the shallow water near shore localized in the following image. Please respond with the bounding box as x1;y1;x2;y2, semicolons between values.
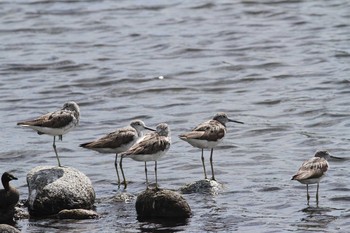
1;0;350;232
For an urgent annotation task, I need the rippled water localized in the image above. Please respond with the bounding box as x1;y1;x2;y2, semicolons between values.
1;0;350;232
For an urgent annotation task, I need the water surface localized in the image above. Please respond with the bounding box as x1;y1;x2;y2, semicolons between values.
1;0;350;232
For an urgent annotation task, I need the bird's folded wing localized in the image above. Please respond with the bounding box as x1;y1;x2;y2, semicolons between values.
18;110;74;128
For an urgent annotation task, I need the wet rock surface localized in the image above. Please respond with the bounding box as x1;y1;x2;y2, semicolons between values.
0;224;20;233
27;166;95;216
180;179;224;195
114;192;136;203
58;209;99;219
136;188;191;219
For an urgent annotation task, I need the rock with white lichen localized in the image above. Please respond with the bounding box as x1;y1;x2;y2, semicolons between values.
27;166;95;216
180;179;223;195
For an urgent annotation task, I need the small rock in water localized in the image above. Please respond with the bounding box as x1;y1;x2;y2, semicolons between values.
180;179;223;195
14;205;30;220
0;224;20;233
136;188;191;219
114;192;135;203
27;166;95;216
58;209;99;219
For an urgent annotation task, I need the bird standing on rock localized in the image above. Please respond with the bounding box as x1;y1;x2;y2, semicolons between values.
120;123;171;189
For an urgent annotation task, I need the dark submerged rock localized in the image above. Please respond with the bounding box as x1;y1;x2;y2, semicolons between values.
180;179;223;195
57;209;99;219
136;188;191;219
0;224;20;233
27;166;95;216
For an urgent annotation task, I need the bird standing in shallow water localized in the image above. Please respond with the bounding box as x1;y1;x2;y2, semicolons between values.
79;120;155;187
0;172;19;213
292;150;330;206
120;123;171;189
179;112;243;181
17;101;80;167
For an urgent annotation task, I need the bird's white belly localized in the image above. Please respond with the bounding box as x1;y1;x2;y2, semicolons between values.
129;149;168;162
26;120;76;136
298;176;324;185
85;139;136;154
90;148;117;153
185;138;222;149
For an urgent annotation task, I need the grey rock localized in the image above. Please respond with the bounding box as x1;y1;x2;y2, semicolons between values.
14;206;30;221
27;166;95;216
136;188;191;219
114;192;135;203
57;209;99;219
180;179;223;195
0;224;20;233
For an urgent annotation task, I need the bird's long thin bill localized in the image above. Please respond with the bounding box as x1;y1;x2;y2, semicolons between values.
330;155;345;160
229;119;244;124
145;127;156;131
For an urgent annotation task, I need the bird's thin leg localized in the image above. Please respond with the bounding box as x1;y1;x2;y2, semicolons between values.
316;183;320;206
53;136;62;167
155;161;158;190
306;184;310;206
114;154;121;187
145;162;149;189
59;135;63;141
119;156;127;189
201;149;207;180
210;148;216;181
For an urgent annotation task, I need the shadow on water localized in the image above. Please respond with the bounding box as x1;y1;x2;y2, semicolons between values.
295;206;339;231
